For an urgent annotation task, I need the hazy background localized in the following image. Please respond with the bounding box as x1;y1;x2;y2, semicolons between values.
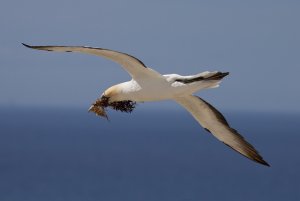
1;1;300;201
1;0;299;112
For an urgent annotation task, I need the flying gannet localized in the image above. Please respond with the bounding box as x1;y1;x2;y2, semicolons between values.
22;43;270;166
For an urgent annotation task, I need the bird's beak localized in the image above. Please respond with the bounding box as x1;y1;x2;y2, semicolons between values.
88;105;108;120
88;96;110;120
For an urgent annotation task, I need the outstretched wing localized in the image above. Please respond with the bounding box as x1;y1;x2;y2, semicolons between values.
175;95;270;166
22;43;162;79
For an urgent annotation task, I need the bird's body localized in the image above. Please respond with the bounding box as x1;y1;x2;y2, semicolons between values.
106;72;221;102
23;43;270;167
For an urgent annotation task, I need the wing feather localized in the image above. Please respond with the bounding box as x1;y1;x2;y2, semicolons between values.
175;95;270;166
22;43;161;79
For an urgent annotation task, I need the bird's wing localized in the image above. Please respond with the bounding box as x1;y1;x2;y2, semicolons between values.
174;95;270;166
22;43;162;79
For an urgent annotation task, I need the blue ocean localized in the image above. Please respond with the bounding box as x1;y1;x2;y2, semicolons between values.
0;108;299;201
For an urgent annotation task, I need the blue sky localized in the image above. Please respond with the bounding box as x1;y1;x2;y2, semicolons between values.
1;0;299;112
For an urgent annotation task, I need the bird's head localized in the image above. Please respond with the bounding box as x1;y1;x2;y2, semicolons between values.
103;85;122;101
88;85;136;120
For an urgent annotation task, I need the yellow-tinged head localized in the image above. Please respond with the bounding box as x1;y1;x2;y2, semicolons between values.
103;85;123;101
88;84;136;119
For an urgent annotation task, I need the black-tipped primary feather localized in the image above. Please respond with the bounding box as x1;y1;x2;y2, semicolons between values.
21;43;167;79
175;95;270;167
175;72;229;84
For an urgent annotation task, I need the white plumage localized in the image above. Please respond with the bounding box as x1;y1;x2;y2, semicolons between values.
23;43;270;166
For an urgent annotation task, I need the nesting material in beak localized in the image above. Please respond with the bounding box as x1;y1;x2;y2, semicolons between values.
88;105;108;119
88;95;136;120
88;96;110;120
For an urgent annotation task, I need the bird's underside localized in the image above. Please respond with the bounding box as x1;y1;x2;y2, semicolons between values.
23;43;270;167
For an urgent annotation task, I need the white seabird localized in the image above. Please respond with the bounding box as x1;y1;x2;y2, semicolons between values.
23;43;270;166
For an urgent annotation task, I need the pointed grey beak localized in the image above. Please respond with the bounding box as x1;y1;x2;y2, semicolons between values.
88;104;109;120
88;95;110;120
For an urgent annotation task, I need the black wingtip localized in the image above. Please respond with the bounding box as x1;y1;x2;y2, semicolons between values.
205;72;230;80
219;72;229;78
259;159;271;167
22;43;32;48
224;72;230;76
